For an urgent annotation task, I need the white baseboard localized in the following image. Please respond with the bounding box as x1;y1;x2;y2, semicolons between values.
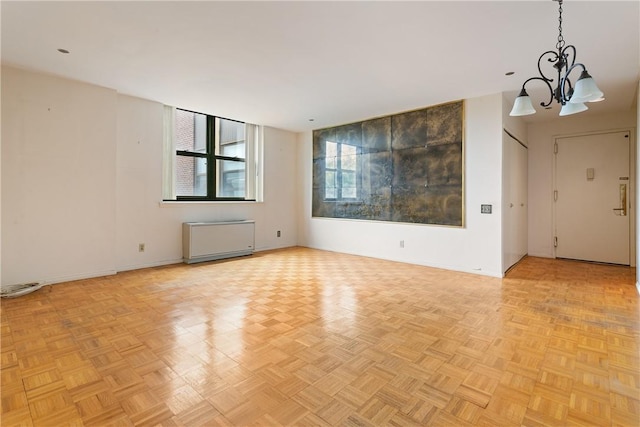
116;259;183;273
45;269;117;286
300;244;503;278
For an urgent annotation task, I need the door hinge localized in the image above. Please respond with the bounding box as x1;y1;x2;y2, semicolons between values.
554;142;558;154
554;190;558;201
554;236;558;248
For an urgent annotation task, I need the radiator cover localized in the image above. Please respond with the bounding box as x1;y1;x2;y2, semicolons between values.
182;220;255;264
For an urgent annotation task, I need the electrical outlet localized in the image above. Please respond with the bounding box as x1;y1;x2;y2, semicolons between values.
481;204;492;214
277;230;281;237
138;243;145;252
400;240;405;248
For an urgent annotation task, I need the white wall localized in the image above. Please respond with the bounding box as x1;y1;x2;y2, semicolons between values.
116;95;165;270
2;66;118;285
502;94;527;145
117;122;299;273
2;66;299;285
636;83;640;292
115;96;300;271
297;94;505;277
527;110;637;259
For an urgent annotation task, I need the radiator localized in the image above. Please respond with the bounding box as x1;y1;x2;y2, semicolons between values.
182;220;255;264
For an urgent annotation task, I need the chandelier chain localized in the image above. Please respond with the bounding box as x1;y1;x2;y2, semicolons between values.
556;0;565;50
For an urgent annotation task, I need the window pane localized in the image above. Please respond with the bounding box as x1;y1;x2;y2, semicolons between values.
176;109;207;153
217;159;245;198
326;141;337;169
176;156;207;196
217;119;246;157
342;149;357;171
222;141;245;158
342;171;357;198
325;170;337;199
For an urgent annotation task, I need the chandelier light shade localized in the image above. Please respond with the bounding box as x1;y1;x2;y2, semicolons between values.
509;0;604;117
559;101;588;116
569;70;604;104
510;89;537;116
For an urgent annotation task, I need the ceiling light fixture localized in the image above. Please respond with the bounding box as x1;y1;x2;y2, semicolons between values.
510;0;603;117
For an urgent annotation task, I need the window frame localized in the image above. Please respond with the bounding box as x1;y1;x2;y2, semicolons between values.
173;110;253;202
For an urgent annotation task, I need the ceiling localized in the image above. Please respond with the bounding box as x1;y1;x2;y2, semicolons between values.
2;1;638;132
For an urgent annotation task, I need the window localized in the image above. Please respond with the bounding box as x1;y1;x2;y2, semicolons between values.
165;108;260;201
175;110;208;197
324;141;359;200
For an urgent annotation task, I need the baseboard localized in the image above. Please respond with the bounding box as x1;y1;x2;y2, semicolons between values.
301;244;503;278
117;259;183;273
525;252;555;259
45;269;118;286
637;281;640;295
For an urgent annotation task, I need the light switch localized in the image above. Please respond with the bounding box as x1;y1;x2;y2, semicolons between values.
586;168;595;180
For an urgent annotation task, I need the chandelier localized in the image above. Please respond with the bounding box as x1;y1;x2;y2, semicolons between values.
510;0;604;117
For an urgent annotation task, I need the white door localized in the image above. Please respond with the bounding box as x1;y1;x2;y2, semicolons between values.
503;131;528;273
555;131;630;265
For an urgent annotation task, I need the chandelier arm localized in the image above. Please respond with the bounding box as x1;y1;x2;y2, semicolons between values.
560;62;586;102
521;76;556;108
537;50;560;83
560;44;577;70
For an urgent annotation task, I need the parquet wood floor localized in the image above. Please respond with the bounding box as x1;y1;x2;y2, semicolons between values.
1;248;638;426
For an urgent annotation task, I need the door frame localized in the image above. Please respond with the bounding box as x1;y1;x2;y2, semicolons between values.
552;128;636;266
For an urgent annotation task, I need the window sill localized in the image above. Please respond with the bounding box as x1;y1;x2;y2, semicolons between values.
159;200;261;207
